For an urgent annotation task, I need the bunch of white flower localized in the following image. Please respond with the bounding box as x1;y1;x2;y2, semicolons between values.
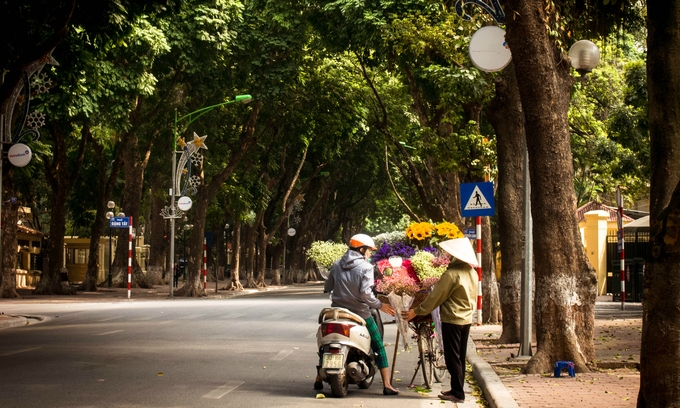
410;250;447;280
372;231;408;247
306;241;348;269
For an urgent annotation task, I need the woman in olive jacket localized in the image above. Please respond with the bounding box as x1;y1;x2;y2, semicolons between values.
402;238;479;403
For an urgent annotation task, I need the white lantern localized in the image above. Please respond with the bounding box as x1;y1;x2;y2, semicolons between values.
569;40;600;76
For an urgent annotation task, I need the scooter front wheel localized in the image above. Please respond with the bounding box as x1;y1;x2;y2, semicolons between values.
329;374;349;397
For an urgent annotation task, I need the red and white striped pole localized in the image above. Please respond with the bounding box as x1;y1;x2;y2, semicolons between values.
128;216;133;300
203;237;207;291
476;216;482;325
617;186;625;310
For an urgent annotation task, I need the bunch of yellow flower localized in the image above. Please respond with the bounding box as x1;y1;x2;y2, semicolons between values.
435;221;464;239
405;222;435;241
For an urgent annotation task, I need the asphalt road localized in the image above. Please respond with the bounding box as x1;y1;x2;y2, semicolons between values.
0;285;446;408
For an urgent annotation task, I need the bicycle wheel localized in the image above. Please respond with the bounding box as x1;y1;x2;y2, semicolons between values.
430;336;448;382
417;323;433;388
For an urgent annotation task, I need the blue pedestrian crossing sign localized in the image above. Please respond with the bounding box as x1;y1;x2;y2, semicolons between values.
460;182;495;217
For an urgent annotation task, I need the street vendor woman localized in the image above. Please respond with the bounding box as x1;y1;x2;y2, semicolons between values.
401;238;479;403
315;233;399;396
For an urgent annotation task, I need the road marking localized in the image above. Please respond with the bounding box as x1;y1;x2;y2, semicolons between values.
306;332;317;339
1;347;42;356
218;313;245;319
97;316;123;322
270;350;294;360
96;330;124;336
177;314;206;320
132;316;155;321
201;380;244;399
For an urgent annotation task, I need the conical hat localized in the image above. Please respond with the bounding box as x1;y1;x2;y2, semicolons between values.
439;238;478;268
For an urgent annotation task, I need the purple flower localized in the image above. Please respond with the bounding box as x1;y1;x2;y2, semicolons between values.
422;246;437;255
370;241;416;263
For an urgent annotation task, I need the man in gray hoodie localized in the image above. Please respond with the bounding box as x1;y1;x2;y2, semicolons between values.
315;234;399;395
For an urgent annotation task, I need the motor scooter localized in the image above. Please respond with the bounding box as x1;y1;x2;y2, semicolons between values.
316;307;378;397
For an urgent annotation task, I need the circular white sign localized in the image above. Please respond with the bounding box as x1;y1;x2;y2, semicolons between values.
177;196;193;211
287;228;296;237
469;26;512;72
8;143;32;167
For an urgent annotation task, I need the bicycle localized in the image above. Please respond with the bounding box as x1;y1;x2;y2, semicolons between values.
408;316;447;389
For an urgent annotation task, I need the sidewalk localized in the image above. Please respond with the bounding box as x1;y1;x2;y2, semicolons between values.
467;296;641;408
0;280;275;328
0;279;284;305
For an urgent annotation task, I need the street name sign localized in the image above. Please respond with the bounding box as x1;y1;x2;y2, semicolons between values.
464;228;477;239
110;217;130;228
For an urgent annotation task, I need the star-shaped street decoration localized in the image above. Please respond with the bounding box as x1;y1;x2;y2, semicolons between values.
189;132;208;150
177;137;187;149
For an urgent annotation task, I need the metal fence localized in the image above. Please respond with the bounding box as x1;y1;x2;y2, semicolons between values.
605;230;649;302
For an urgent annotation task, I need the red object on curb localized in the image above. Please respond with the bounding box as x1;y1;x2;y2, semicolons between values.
128;216;133;300
203;237;207;290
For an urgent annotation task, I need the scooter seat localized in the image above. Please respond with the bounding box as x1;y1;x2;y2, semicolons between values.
319;308;366;326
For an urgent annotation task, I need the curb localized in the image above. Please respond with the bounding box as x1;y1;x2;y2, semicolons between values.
467;335;520;408
0;315;36;330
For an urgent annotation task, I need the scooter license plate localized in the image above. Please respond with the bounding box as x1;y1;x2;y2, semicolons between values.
322;353;344;369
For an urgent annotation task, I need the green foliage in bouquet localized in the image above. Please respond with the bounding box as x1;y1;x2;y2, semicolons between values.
410;250;448;280
306;241;348;269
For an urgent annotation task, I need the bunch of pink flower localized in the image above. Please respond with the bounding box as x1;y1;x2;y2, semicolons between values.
419;277;440;290
431;254;451;269
376;265;420;296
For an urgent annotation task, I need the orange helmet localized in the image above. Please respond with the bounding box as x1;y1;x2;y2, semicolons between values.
349;234;376;250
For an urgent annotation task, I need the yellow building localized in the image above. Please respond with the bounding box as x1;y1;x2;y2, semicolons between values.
16;223;44;288
577;201;647;296
64;235;149;284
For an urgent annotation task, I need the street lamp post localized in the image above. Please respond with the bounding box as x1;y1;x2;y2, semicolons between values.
106;201;115;288
164;94;252;298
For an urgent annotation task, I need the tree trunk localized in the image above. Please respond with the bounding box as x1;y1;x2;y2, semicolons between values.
243;223;257;288
111;128;151;289
486;63;526;343
254;218;268;288
503;0;597;373
638;2;680;406
269;240;283;286
1;167;20;298
225;221;243;291
175;193;207;297
34;121;86;295
147;178;168;285
81;132;126;292
34;175;75;295
482;216;501;324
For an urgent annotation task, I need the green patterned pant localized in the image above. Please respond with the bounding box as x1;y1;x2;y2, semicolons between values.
365;316;388;369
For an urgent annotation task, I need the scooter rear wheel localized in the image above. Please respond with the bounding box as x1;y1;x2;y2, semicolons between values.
329;374;349;397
